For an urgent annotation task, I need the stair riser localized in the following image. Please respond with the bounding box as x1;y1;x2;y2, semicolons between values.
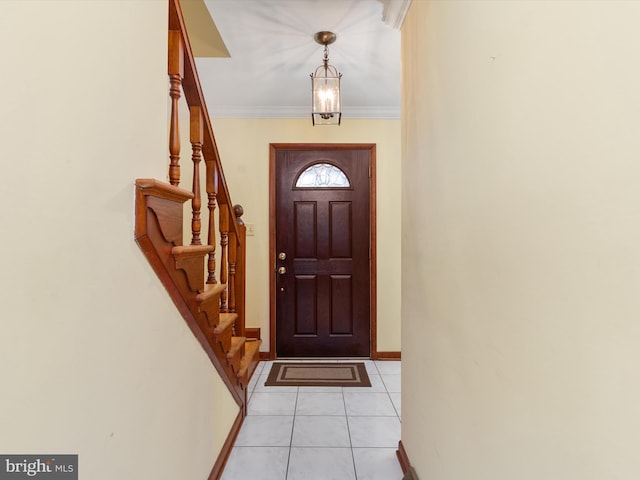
146;196;184;245
198;298;221;329
214;325;233;352
227;345;245;373
174;254;207;292
238;341;261;381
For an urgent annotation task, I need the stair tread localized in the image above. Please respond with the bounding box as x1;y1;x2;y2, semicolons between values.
227;336;246;358
213;313;238;335
238;339;262;378
172;245;214;257
196;283;226;304
136;178;193;202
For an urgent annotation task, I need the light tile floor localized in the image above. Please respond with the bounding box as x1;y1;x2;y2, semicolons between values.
221;360;403;480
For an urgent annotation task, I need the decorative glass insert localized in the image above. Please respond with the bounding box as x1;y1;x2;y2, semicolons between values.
295;163;350;188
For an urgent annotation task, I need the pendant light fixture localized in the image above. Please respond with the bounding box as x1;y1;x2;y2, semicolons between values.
310;31;342;126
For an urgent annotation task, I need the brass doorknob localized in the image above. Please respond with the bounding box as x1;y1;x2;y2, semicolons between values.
277;266;287;274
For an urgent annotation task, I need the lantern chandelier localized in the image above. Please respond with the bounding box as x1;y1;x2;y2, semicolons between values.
310;31;342;126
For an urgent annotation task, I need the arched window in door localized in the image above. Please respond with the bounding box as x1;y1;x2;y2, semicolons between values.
295;163;351;188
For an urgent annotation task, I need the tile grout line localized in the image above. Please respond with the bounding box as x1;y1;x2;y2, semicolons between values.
351;360;388;478
379;372;401;419
284;382;299;480
342;384;359;479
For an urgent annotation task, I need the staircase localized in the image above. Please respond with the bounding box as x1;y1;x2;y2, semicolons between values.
134;180;260;406
134;1;260;477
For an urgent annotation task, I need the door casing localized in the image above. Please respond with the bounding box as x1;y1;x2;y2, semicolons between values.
269;143;378;359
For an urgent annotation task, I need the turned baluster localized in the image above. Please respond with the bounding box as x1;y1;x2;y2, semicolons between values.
228;231;237;314
219;206;229;312
189;106;203;245
206;163;218;284
168;30;184;186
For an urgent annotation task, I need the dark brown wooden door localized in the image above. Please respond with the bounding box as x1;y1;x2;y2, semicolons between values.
274;146;371;357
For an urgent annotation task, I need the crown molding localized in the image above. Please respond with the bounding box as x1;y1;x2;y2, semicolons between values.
209;105;400;120
379;0;412;30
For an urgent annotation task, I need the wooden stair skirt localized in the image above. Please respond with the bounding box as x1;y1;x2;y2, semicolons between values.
134;179;260;408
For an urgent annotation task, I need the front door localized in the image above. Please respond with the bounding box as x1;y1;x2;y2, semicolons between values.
272;144;373;357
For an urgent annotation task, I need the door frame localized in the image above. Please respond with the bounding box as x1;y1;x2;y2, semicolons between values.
269;143;378;359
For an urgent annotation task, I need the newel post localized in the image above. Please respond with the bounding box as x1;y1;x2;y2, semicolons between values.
233;204;247;338
219;206;229;312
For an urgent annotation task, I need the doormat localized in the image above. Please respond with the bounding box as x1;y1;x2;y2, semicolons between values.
265;362;371;387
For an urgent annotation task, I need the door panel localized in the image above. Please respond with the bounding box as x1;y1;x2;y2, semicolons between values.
331;275;353;334
294;202;317;257
294;275;317;335
330;202;352;257
274;147;371;357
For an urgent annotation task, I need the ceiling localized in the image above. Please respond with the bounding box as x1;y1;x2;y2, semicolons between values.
189;0;402;120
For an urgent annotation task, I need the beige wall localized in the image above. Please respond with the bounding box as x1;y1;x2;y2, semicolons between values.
0;2;237;478
402;1;640;478
210;118;402;352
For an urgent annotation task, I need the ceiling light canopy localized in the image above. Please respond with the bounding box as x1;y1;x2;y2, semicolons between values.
310;31;342;126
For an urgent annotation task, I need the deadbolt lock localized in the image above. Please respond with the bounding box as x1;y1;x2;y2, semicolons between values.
277;266;287;274
278;252;287;260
